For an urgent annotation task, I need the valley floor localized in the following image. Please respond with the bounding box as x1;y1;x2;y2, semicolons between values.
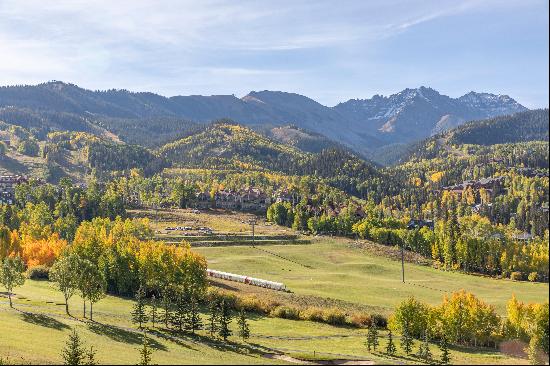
1;208;547;364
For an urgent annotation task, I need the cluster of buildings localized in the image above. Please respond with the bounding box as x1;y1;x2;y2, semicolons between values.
515;168;548;178
442;176;505;199
190;187;271;212
0;175;27;204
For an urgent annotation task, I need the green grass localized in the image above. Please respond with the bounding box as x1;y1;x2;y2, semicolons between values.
3;210;545;364
0;280;532;365
196;238;549;315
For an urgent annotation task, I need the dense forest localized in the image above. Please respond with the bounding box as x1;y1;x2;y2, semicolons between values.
0;108;548;283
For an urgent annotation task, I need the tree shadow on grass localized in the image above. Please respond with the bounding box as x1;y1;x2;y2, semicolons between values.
19;311;70;331
87;322;167;351
146;328;197;350
184;332;274;357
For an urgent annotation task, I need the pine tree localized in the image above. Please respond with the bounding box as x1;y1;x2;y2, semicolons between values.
61;330;85;365
365;333;372;351
366;324;379;351
208;299;220;337
131;286;149;329
160;290;173;329
416;340;425;359
386;330;396;356
420;331;432;361
401;329;413;355
171;292;189;332
237;308;250;341
84;346;97;366
218;299;232;342
186;297;203;334
138;335;153;366
149;294;158;328
440;335;451;365
369;324;379;351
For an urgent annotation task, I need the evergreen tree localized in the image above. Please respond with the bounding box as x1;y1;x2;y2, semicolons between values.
366;324;379;351
386;330;396;356
416;340;425;359
131;285;149;329
440;335;451;365
186;297;203;334
218;299;232;342
149;294;158;328
138;335;153;366
171;292;189;332
419;331;432;361
208;299;220;337
370;324;379;351
237;308;250;341
61;330;85;365
401;329;413;355
84;346;97;366
160;290;173;329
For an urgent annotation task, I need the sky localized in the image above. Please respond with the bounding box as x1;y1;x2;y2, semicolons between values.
0;0;548;108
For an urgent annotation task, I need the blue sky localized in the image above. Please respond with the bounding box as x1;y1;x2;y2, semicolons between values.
0;0;548;107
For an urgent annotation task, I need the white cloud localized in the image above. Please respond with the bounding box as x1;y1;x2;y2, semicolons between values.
0;0;547;106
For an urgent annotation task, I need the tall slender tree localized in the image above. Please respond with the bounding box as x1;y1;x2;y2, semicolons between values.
208;299;220;337
386;330;396;356
0;256;25;308
131;285;149;329
237;308;250;341
186;297;203;334
149;294;158;329
440;335;451;365
401;329;413;355
50;254;79;315
218;299;232;342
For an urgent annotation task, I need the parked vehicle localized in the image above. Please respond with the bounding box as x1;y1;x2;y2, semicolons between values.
206;269;287;292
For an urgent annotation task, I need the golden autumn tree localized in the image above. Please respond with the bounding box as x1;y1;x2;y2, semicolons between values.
20;232;67;268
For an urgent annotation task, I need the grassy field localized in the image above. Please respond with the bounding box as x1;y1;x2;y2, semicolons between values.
0;281;532;365
130;208;292;236
197;238;548;315
1;209;545;364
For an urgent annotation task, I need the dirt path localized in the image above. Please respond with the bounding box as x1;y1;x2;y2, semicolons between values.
263;353;375;365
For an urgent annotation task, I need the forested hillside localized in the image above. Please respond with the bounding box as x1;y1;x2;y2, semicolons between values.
448;109;549;145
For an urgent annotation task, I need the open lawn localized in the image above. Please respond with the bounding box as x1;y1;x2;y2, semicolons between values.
4;208;538;364
0;281;532;365
196;238;548;315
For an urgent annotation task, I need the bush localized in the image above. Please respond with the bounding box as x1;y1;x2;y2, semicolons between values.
27;265;50;280
270;306;301;320
322;308;347;326
238;295;278;314
371;313;388;328
206;289;239;309
349;312;373;328
300;307;325;322
510;272;524;281
528;272;538;282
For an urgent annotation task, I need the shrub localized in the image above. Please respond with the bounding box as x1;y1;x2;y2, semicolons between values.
238;295;278;314
322;308;347;326
371;313;388;328
349;312;373;328
300;307;325;322
26;265;50;280
528;272;538;282
206;289;239;308
510;272;524;281
270;306;301;320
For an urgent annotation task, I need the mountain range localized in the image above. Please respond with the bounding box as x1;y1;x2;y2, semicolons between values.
0;82;528;161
